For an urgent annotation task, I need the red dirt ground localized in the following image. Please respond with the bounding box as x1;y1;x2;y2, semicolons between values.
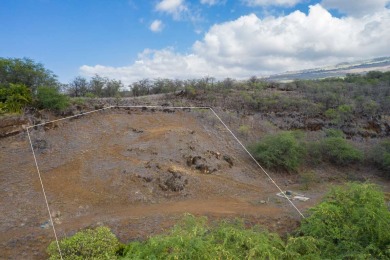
0;108;312;259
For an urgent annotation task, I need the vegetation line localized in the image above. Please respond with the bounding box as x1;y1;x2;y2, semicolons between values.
209;108;306;218
26;128;63;260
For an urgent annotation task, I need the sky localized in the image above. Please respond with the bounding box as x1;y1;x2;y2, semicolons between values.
0;0;389;85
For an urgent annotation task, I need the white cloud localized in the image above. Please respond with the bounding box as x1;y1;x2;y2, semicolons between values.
80;4;390;85
156;0;187;19
150;20;164;32
200;0;223;6
242;0;303;7
321;0;390;17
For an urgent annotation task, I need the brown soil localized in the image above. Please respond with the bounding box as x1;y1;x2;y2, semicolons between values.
0;108;320;259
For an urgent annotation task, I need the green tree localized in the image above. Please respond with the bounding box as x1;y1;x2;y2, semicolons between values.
0;57;58;93
103;79;123;97
67;76;89;97
299;183;390;259
89;74;107;97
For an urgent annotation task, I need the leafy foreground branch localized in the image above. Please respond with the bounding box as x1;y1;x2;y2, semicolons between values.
48;183;390;259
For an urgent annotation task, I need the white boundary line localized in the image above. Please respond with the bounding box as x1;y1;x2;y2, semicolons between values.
208;108;305;218
26;128;64;260
26;105;305;258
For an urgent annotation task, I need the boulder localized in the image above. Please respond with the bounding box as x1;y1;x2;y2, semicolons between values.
159;172;188;192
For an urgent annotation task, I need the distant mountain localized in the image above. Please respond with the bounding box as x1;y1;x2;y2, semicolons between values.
265;57;390;82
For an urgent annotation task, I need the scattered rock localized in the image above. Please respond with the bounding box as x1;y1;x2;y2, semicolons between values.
195;164;211;174
40;221;51;229
43;122;58;131
207;150;221;159
51;211;61;218
0;115;28;138
131;128;143;133
142;176;153;182
186;155;218;174
159;172;188;192
162;109;175;113
223;155;234;167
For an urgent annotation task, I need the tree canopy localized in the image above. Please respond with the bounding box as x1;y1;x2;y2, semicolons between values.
0;57;58;93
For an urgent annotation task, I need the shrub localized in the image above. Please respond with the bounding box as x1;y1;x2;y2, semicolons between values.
324;128;345;138
299;183;390;259
123;214;287;259
71;97;86;106
299;171;318;190
320;137;363;166
325;105;354;125
238;124;250;136
0;83;32;113
36;86;69;111
47;226;121;260
305;141;323;165
0;102;6;114
370;139;390;174
249;131;306;172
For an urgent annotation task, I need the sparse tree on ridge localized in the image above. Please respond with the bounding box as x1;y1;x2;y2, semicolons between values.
68;76;89;97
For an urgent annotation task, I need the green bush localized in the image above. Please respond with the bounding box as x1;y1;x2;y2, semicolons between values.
249;131;306;172
324;128;345;138
47;226;121;260
299;183;390;259
36;86;69;111
0;83;31;113
299;171;318;190
123;214;287;259
305;141;323;165
320;137;363;166
238;124;250;136
325;105;354;125
370;139;390;174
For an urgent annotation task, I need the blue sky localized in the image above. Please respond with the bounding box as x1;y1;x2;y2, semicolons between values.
0;0;389;84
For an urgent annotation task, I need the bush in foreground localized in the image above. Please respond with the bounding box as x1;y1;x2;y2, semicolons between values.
47;183;390;259
47;226;121;260
250;131;305;172
299;183;390;259
123;215;289;259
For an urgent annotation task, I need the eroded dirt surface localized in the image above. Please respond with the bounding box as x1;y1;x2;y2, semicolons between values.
1;108;306;259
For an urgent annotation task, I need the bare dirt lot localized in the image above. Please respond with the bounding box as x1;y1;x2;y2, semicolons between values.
1;108;313;259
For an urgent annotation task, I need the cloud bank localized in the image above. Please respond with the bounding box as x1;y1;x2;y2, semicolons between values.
81;4;390;85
